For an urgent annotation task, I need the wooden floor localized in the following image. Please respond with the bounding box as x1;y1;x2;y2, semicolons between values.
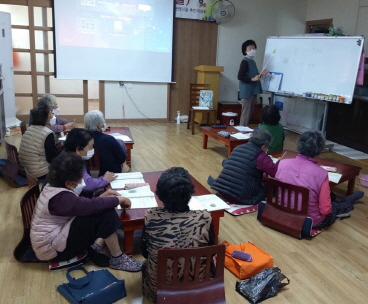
1;122;368;304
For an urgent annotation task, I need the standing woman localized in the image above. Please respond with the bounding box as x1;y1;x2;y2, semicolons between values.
238;39;265;126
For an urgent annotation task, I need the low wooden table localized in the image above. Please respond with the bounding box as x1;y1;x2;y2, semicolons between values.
117;171;225;255
106;127;134;166
201;126;250;157
272;150;362;196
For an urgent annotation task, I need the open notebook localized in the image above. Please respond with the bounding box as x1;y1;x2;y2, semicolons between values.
116;185;158;209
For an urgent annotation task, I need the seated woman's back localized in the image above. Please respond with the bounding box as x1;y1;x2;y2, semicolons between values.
141;167;214;304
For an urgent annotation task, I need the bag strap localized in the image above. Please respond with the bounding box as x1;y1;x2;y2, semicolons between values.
279;276;290;288
65;265;92;289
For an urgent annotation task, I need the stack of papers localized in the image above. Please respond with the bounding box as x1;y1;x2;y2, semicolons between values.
110;172;145;189
117;185;157;209
192;106;209;110
189;194;229;212
234;126;253;132
108;133;133;142
230;132;252;140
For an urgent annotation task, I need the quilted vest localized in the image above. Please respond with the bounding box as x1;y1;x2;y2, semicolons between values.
19;125;54;178
239;57;262;99
276;154;328;225
30;185;77;261
211;142;265;205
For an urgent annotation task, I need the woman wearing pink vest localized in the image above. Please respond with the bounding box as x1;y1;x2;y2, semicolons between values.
276;131;363;229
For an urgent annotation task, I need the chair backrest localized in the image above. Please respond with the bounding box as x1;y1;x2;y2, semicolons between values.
20;184;40;230
189;83;210;108
25;167;38;189
2;140;25;184
88;148;101;173
156;244;226;304
259;178;310;238
13;184;41;262
20;121;27;135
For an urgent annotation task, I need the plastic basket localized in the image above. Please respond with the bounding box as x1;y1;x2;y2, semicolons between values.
358;174;368;187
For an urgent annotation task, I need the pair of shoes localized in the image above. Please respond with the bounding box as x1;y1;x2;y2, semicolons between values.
110;254;142;272
122;162;131;173
336;212;351;220
88;244;110;267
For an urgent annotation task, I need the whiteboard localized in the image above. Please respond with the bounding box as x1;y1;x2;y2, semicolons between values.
263;36;364;104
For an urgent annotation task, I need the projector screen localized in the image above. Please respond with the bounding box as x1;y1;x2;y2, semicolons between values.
53;0;174;82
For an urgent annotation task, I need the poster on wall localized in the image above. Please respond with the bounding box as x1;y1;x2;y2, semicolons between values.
175;0;216;21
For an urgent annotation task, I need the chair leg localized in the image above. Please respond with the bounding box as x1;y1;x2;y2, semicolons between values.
187;110;191;130
191;111;195;135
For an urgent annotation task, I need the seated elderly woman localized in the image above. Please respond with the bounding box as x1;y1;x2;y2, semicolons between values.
258;104;285;153
30;153;142;272
44;94;75;133
276;131;364;229
63;128;117;196
30;95;74;134
210;128;278;205
84;110;127;176
141;167;215;303
19;105;59;179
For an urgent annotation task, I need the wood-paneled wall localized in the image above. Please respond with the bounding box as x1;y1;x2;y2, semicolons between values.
169;18;218;121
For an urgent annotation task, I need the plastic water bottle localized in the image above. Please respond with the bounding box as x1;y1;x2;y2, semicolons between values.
176;111;181;124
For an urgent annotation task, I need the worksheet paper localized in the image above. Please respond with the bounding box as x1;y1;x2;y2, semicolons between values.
110;173;145;189
234;126;253;132
189;194;228;212
117;185;158;209
230;132;251;140
108;133;133;142
328;172;342;183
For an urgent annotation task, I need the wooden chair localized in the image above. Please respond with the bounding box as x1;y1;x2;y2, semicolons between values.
0;140;27;187
13;184;44;262
257;178;311;239
156;244;226;304
20;121;27;135
88;148;101;177
25;167;39;189
187;83;217;135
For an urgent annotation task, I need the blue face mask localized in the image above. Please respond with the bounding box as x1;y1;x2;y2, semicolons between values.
72;179;86;196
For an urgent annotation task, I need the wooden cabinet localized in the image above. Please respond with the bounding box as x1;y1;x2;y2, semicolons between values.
217;102;242;124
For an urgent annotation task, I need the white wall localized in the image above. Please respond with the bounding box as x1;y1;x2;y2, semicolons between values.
217;0;308;102
306;0;360;35
104;82;168;119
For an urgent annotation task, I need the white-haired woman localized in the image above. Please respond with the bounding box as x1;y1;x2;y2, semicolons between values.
43;94;75;134
84;110;127;176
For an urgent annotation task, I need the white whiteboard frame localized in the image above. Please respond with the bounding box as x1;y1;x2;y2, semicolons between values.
263;36;364;104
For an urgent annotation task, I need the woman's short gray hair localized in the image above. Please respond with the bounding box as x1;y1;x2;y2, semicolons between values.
250;128;272;148
43;94;57;107
37;96;52;110
297;131;325;158
84;110;106;131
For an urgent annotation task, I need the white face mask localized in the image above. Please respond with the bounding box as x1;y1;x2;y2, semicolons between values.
82;148;94;160
247;49;256;57
72;179;86;196
50;115;57;126
52;108;60;116
100;123;107;132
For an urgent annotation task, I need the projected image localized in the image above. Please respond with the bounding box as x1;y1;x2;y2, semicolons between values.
58;0;171;52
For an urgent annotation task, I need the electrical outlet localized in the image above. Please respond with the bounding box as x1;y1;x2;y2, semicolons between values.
119;81;124;87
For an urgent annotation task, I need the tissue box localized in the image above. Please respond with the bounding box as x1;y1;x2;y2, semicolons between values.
199;90;214;109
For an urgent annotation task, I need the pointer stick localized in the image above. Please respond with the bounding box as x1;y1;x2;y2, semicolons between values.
259;49;276;76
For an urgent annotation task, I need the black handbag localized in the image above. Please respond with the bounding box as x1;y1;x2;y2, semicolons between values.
236;267;290;304
57;265;126;304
